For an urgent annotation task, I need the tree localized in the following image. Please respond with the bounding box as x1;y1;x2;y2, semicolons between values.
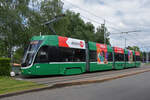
0;0;64;57
0;0;28;57
55;10;95;41
95;24;110;45
0;0;111;63
126;46;140;51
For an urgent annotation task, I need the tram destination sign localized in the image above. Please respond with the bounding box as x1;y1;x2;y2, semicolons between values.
135;51;140;56
114;47;124;54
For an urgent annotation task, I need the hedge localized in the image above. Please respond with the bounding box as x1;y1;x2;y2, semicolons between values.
0;58;11;76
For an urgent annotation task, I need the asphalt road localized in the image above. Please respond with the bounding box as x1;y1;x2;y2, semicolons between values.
4;70;150;100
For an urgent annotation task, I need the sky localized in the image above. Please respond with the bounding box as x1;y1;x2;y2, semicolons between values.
62;0;150;51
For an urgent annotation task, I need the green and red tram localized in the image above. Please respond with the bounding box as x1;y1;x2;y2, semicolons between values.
135;51;141;67
113;47;125;70
21;35;141;76
88;42;114;72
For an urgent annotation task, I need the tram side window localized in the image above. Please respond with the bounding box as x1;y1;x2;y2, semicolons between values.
59;47;74;62
125;54;128;61
48;46;60;62
89;50;97;62
115;53;124;61
35;46;61;63
136;56;141;61
35;46;86;63
133;55;136;61
74;49;86;62
59;47;86;62
35;46;49;63
107;52;113;61
138;56;141;61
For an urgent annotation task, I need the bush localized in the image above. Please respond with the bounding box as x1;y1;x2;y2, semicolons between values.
0;58;11;76
13;47;24;63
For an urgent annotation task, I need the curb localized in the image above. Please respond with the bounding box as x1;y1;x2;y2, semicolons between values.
52;68;150;87
1;68;150;98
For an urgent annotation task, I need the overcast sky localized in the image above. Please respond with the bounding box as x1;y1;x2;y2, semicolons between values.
62;0;150;51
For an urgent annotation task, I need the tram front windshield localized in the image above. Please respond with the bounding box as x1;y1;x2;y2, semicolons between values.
22;40;42;67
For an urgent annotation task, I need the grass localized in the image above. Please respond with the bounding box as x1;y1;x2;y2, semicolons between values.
144;63;150;66
0;76;45;95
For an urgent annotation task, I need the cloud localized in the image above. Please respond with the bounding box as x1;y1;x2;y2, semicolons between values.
63;0;150;51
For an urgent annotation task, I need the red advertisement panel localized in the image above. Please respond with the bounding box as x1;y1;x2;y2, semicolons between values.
114;47;124;54
96;43;107;52
96;43;108;64
58;36;69;47
135;51;140;56
128;50;133;62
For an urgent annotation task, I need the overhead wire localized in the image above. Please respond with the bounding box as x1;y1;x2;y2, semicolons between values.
62;0;150;51
63;0;150;34
62;0;123;33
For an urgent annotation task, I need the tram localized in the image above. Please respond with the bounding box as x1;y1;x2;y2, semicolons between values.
21;35;141;75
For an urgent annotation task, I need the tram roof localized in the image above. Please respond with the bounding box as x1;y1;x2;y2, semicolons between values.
88;41;113;52
124;49;135;55
30;35;136;54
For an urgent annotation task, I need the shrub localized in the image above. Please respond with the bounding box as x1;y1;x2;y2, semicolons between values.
0;58;11;76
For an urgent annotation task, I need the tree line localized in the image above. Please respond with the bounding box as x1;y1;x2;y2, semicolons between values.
0;0;110;62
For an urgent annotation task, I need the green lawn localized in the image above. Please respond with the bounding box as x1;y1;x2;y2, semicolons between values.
0;76;45;95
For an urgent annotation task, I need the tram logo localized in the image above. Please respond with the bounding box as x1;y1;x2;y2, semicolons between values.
80;41;84;47
114;47;124;54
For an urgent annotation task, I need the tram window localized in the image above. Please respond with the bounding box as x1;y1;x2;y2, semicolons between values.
125;54;128;61
35;46;49;63
35;46;86;63
133;55;136;61
89;50;97;62
59;47;74;62
139;56;141;61
74;49;86;62
107;52;113;61
59;47;86;62
136;56;141;61
138;56;141;61
115;53;124;61
48;46;60;62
